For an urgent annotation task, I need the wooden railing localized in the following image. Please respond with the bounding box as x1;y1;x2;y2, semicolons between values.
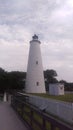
11;93;73;130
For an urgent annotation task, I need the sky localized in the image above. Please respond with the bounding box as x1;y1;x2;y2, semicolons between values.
0;0;73;82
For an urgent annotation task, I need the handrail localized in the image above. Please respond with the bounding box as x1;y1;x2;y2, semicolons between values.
11;93;73;130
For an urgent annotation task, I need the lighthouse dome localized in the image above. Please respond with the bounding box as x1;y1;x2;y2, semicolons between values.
33;34;38;40
30;34;41;44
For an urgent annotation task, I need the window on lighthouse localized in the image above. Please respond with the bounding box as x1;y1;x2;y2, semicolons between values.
36;61;38;65
36;82;39;86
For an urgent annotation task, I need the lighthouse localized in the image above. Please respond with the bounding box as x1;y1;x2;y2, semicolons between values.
25;34;46;93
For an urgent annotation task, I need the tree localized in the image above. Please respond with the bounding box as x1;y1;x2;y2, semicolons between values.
0;68;26;93
44;69;58;83
44;69;58;91
0;68;7;92
6;71;26;90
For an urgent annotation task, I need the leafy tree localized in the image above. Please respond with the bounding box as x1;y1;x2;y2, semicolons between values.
44;69;58;91
0;68;26;93
0;67;73;93
6;71;26;90
44;69;58;83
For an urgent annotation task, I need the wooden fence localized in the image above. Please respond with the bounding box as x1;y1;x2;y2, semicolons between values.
11;93;73;130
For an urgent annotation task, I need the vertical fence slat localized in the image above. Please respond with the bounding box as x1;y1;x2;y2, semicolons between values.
43;118;46;130
30;108;33;127
51;124;55;130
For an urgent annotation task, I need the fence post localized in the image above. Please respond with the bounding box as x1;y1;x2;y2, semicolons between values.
21;103;24;118
51;124;55;130
30;108;33;129
43;118;46;130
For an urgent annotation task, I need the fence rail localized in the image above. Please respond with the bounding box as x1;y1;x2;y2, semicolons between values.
11;93;73;130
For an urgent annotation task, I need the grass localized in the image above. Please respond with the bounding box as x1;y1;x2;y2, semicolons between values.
30;93;73;103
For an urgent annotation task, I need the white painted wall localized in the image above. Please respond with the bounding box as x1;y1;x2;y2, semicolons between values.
25;35;45;93
49;83;64;95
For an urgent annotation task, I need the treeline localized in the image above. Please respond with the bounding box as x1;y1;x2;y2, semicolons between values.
0;68;26;93
44;69;73;91
0;67;73;93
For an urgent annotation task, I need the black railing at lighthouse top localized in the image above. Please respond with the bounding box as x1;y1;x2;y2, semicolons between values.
11;93;73;130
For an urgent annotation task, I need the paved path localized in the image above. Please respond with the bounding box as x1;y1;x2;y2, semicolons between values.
0;102;29;130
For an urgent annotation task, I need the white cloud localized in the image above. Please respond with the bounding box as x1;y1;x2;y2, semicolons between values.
0;39;29;71
0;0;73;81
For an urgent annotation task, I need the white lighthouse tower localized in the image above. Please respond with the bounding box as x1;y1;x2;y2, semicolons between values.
25;34;46;93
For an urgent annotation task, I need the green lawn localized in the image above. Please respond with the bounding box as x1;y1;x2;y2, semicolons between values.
30;93;73;103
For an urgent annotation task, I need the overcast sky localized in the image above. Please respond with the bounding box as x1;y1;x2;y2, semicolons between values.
0;0;73;82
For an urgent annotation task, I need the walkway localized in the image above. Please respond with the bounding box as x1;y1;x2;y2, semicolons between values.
0;102;29;130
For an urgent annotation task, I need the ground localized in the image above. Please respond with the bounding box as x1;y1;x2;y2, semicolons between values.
30;93;73;103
